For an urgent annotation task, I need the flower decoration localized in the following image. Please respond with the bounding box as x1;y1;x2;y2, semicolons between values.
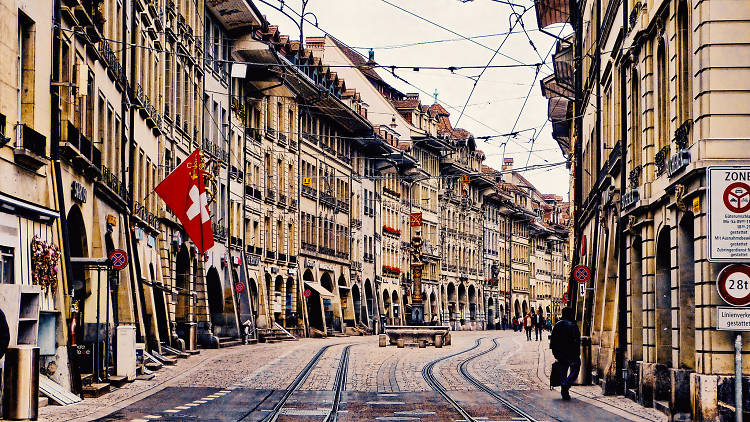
31;236;60;293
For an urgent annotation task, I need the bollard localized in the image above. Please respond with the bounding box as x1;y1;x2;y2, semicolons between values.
445;332;451;346
2;346;40;421
578;336;592;385
419;340;426;348
379;334;387;347
434;334;443;348
397;338;405;348
116;325;137;381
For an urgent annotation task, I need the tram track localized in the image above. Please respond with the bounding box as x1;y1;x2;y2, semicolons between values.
423;336;541;422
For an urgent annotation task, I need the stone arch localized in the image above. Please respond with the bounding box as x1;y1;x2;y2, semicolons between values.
364;279;374;320
206;266;223;322
175;244;190;320
303;270;323;331
430;291;438;321
468;284;477;321
248;278;259;318
320;272;334;292
522;300;528;316
352;283;362;325
285;276;295;327
67;205;88;344
514;299;521;317
392;290;400;321
678;214;695;369
655;226;672;366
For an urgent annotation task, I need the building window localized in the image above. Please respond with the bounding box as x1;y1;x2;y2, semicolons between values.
1;246;14;284
677;1;692;125
656;39;668;151
630;67;641;170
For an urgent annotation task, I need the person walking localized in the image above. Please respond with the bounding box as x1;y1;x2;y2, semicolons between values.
523;312;533;341
534;310;544;341
550;307;581;400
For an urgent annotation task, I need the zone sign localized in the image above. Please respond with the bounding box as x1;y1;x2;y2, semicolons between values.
708;167;750;262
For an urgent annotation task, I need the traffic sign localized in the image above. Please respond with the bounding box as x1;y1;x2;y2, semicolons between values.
717;264;750;306
562;292;569;304
303;289;312;298
717;307;750;331
573;265;591;284
410;212;423;227
708;167;750;262
108;249;128;270
235;282;245;294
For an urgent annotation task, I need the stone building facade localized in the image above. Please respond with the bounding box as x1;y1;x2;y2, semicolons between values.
536;0;750;419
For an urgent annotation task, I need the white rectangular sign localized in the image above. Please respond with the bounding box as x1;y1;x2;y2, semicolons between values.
708;166;750;262
717;307;750;331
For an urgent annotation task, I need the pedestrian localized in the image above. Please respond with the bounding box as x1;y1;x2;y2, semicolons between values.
546;317;552;331
534;310;544;341
0;307;9;360
550;307;581;400
523;312;533;341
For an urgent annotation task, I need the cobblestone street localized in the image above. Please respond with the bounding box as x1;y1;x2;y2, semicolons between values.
38;331;667;422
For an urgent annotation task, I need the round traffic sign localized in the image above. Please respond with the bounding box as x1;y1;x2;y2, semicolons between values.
108;249;128;270
717;264;750;306
562;292;569;304
303;289;312;298
573;265;591;284
723;182;750;213
235;282;245;294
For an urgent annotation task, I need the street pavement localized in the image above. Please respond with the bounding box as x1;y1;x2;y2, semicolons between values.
38;331;667;422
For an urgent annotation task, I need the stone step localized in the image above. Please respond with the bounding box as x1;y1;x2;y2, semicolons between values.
108;375;128;387
145;361;163;371
654;400;670;416
218;337;243;348
38;396;49;408
81;383;110;398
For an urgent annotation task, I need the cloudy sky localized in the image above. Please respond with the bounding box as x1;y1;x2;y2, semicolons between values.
254;0;571;198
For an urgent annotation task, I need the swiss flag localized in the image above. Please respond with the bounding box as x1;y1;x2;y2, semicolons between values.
155;149;214;254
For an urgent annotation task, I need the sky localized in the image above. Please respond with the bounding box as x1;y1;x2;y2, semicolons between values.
253;0;572;199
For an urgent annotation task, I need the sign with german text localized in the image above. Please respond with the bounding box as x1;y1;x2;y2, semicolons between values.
717;307;750;331
708;167;750;262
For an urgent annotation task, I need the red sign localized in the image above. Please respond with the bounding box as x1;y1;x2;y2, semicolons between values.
155;149;214;254
303;289;312;298
108;249;128;270
235;282;245;294
580;235;587;257
717;264;750;306
723;182;750;213
562;292;569;304
573;265;591;284
410;212;423;227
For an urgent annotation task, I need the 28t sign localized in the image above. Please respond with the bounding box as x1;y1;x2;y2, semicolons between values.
717;264;750;306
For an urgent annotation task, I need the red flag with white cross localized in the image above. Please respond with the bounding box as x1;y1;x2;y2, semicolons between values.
155;149;214;254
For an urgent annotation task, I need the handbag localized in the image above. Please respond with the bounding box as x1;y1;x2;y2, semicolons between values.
550;361;562;388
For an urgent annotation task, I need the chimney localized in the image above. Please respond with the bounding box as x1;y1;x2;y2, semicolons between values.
502;158;514;183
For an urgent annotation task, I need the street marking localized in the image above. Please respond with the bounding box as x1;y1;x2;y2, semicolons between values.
184;403;199;407
175;406;190;410
163;409;180;413
220;389;232;393
394;411;437;416
143;416;161;420
130;419;149;422
366;401;406;405
193;400;207;404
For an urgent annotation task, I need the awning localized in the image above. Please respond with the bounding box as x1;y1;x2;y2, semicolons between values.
305;282;334;298
0;192;58;223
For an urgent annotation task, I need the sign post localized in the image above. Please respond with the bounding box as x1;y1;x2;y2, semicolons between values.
716;263;750;422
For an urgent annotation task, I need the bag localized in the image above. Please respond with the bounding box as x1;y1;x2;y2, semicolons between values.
550;361;562;388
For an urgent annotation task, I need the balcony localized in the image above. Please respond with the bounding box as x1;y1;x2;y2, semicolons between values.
301;241;317;252
265;188;275;203
290;199;298;209
336;199;349;214
320;191;337;208
14;124;47;170
278;193;287;206
100;165;128;201
289;138;298;151
278;253;287;262
254;246;263;256
266;250;276;260
212;220;227;240
277;132;287;146
265;127;276;140
301;185;317;200
246;127;262;143
655;145;670;177
302;133;318;145
290;256;297;263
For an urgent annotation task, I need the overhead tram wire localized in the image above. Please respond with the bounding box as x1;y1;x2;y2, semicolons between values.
454;2;532;127
377;0;532;67
252;0;556;163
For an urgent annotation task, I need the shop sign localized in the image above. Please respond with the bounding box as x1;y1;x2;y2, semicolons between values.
247;255;260;266
708;166;750;262
667;149;690;178
304;258;315;268
270;267;279;274
622;188;639;209
288;268;297;275
71;180;87;203
106;214;118;226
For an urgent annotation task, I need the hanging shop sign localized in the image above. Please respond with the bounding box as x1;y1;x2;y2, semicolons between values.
667;149;691;178
708;167;750;262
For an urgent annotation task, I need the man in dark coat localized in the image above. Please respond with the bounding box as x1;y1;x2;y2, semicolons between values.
533;310;544;341
550;307;581;400
0;308;9;360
